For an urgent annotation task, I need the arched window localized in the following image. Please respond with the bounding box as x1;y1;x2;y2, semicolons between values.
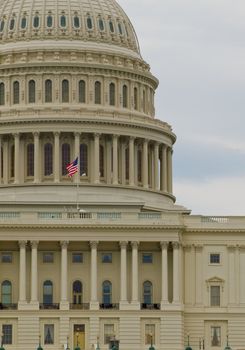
125;147;129;180
99;145;104;177
27;143;34;177
73;280;83;304
10;145;14;178
0;20;5;32
43;280;53;304
137;149;142;183
122;85;128;108
9;18;15;30
143;281;152;304
62;79;69;103
1;280;12;304
80;144;88;176
28;80;36;103
45;79;52;103
109;83;115;106
0;82;5;105
79;80;86;103
102;280;112;305
60;15;66;27
62;143;70;176
13;81;20;104
73;16;80;28
21;17;27;29
47;15;53;28
33;16;39;28
95;81;101;104
1;147;3;178
118;23;123;35
87;17;93;29
109;21;114;33
134;87;138;110
44;143;53;176
98;18;104;31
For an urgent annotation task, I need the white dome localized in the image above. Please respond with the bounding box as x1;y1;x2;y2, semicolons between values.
0;0;140;54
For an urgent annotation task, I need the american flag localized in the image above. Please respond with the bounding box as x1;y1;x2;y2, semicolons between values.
66;157;79;177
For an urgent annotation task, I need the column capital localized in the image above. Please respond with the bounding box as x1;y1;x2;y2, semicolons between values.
30;241;39;249
160;241;168;250
54;131;60;137
74;132;80;138
195;244;203;251
131;241;139;249
172;241;180;250
13;133;20;138
182;244;192;251
120;241;128;249
227;245;236;251
18;240;27;248
113;134;119;139
90;241;99;249
154;141;160;147
143;138;149;144
60;241;69;249
94;133;100;138
33;131;40;138
129;136;135;141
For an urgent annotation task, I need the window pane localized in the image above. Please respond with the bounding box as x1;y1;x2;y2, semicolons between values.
43;281;53;304
211;327;221;347
62;79;69;102
87;17;93;29
102;253;112;263
9;19;15;30
211;286;220;306
44;143;53;176
134;87;138;110
43;252;54;263
44;324;54;344
109;21;114;33
80;144;88;176
210;253;220;264
0;83;5;105
60;15;66;27
2;280;12;304
0;20;5;32
79;80;86;103
145;324;155;345
27;143;34;176
98;19;104;31
72;253;83;263
33;16;39;28
142;253;153;263
28;80;35;103
143;281;152;304
45;80;52;102
104;324;114;344
13;81;19;104
123;85;128;108
1;252;12;263
102;281;112;304
109;83;115;106
99;145;104;177
2;324;12;345
47;16;53;27
74;16;80;28
95;81;101;104
62;143;70;175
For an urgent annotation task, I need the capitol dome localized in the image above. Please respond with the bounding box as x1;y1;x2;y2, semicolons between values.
0;0;140;56
0;0;179;212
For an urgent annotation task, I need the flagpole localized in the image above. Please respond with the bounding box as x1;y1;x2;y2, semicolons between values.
76;158;79;211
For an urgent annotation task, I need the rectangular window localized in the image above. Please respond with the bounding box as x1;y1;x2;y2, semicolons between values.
43;252;54;263
210;286;220;306
72;253;83;263
145;324;155;345
2;324;12;344
1;252;12;263
44;324;54;345
210;253;220;264
104;324;114;344
102;253;112;263
211;326;221;347
142;253;153;263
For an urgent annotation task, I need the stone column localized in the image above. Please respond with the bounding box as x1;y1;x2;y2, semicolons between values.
167;147;173;194
106;137;112;184
142;139;149;188
228;245;236;305
161;242;169;308
120;241;128;308
30;241;39;308
18;240;27;308
74;132;80;183
14;133;20;184
60;241;69;310
129;136;135;186
54;132;60;183
131;241;140;309
195;245;203;305
154;142;160;191
3;138;8;184
0;135;2;185
160;145;167;192
93;134;100;184
173;242;180;304
34;132;40;183
112;134;118;185
121;141;126;185
90;241;99;310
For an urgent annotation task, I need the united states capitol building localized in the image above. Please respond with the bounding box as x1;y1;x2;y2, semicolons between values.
0;0;244;349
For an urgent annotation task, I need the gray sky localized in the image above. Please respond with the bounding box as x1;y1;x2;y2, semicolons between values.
119;0;245;215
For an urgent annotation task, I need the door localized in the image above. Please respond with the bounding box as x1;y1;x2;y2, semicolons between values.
73;324;85;350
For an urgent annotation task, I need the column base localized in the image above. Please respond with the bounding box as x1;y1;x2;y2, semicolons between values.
161;301;170;310
18;301;28;310
90;301;99;310
119;301;130;310
127;301;140;310
29;301;40;310
60;301;70;310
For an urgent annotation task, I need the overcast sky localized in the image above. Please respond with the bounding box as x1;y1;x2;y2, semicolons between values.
119;0;245;215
